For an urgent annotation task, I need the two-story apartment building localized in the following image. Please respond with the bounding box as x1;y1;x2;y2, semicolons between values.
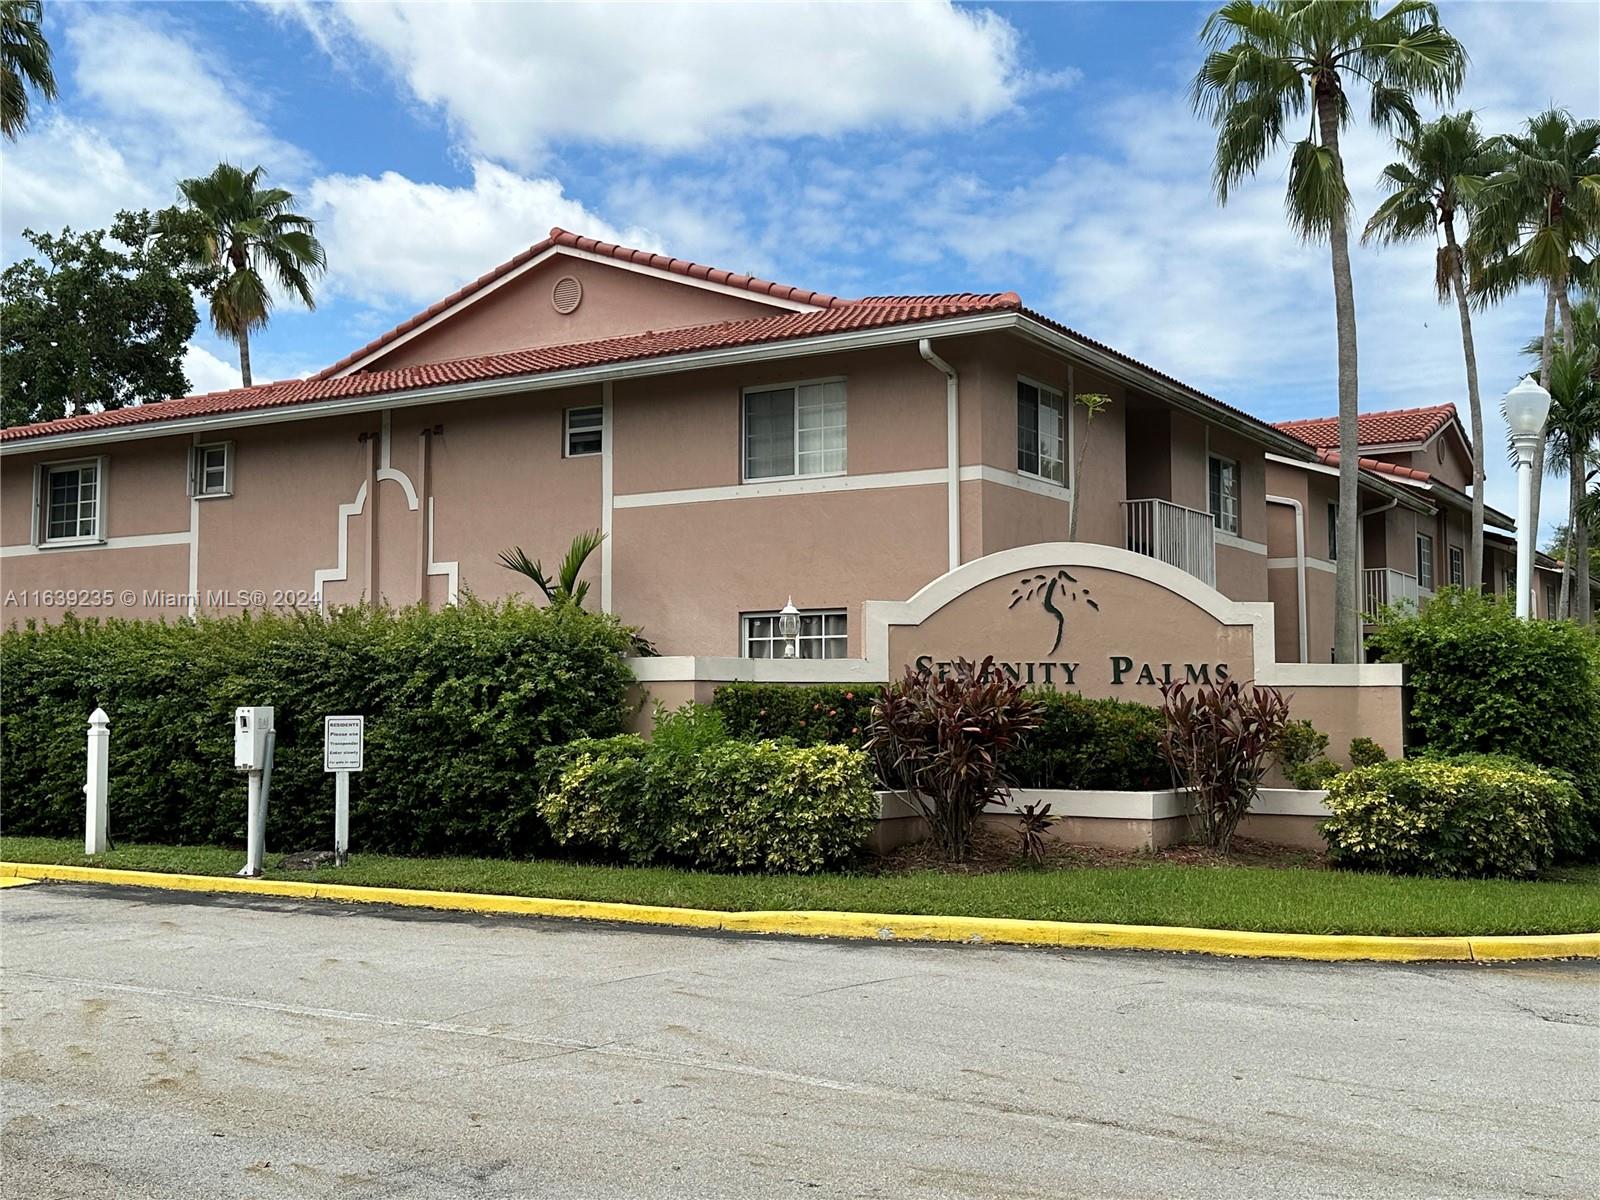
0;227;1581;660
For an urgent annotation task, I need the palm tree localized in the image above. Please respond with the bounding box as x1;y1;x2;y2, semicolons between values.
176;163;326;387
1364;112;1499;592
1542;346;1600;622
1192;0;1466;663
499;530;607;608
1469;109;1600;550
1;0;56;140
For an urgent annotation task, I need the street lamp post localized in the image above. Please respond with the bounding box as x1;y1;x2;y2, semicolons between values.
778;597;801;659
1504;376;1552;620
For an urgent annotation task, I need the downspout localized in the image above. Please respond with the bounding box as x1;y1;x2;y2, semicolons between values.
918;339;960;572
1267;495;1308;663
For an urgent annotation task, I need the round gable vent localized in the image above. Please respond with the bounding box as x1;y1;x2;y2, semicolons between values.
552;275;583;314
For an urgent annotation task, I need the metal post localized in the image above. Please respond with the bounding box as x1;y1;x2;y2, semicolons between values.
334;770;350;867
242;770;264;877
1514;441;1535;619
83;707;109;855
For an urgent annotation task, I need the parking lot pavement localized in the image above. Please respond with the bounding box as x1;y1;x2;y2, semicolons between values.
2;882;1596;1199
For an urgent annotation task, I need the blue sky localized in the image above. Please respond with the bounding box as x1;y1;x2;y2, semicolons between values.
3;1;1596;533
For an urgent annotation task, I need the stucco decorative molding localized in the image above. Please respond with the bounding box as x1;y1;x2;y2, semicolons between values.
0;530;191;559
615;467;948;509
1214;530;1269;555
312;482;367;609
425;496;459;604
376;411;420;511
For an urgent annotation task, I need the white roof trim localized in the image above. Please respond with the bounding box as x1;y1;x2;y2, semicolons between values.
331;244;824;378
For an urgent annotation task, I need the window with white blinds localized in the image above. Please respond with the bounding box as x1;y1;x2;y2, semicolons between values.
743;380;846;480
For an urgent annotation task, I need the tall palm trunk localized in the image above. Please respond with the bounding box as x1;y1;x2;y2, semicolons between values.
1555;283;1590;622
1442;213;1483;592
237;327;253;388
1532;287;1555;547
1318;89;1361;663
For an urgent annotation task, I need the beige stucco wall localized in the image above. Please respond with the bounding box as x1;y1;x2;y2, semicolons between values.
366;255;786;372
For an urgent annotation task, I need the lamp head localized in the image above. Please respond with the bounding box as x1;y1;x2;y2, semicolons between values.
778;597;800;640
1504;376;1552;439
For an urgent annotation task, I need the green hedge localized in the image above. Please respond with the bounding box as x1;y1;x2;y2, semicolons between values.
0;601;637;855
1322;756;1575;879
535;728;876;873
712;682;876;747
713;682;1165;790
1368;590;1600;858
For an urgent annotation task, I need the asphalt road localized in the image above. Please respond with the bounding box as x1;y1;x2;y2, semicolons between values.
1;883;1596;1200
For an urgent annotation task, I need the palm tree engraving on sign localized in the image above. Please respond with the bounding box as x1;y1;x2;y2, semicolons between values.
1009;570;1099;656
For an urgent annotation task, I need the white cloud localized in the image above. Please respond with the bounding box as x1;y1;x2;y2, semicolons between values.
280;0;1027;162
307;160;658;308
2;8;309;252
183;343;243;395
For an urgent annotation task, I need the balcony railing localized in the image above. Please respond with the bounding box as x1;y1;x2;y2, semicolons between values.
1363;567;1425;617
1122;498;1216;588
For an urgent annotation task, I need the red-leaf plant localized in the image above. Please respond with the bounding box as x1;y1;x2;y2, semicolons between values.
865;656;1041;862
1158;678;1292;854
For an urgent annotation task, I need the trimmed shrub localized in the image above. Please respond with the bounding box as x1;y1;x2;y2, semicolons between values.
536;729;875;873
1322;757;1575;879
1007;689;1166;790
1348;737;1389;768
1272;718;1339;790
711;682;876;747
0;600;637;855
1368;590;1600;858
717;681;1165;792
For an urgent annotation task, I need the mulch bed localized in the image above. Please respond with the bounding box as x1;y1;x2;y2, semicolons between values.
873;828;1326;876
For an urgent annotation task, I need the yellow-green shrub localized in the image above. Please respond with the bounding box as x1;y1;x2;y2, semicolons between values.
1322;757;1574;878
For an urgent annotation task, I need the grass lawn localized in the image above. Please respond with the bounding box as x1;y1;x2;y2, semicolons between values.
4;835;1598;936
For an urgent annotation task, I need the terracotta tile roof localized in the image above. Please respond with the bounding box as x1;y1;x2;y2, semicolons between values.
1;294;1021;443
1313;448;1433;482
1276;404;1457;450
313;227;852;380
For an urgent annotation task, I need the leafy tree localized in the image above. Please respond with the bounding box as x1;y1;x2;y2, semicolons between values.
1364;112;1500;592
1192;0;1466;663
1;209;217;427
175;163;326;387
1469;108;1600;544
1;0;56;140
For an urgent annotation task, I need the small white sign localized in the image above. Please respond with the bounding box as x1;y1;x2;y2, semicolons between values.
324;715;364;773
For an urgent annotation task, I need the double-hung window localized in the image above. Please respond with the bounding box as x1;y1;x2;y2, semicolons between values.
741;609;848;659
743;380;846;480
1448;545;1464;588
190;442;232;498
1016;378;1066;485
39;459;105;545
1416;533;1434;590
565;406;603;457
1208;455;1240;535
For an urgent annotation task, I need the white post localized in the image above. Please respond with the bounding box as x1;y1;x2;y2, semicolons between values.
83;707;109;855
1514;444;1535;620
242;770;265;877
334;771;350;867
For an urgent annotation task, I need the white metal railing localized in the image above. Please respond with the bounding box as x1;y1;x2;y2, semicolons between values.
1122;498;1216;587
1363;567;1423;617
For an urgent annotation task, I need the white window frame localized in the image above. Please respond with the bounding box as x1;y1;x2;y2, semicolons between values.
1416;533;1435;591
740;376;847;483
1015;375;1070;489
564;405;603;458
189;441;233;498
34;457;107;547
1448;544;1464;588
740;608;848;659
1208;454;1241;536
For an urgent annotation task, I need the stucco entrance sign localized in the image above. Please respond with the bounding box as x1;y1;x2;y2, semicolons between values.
865;543;1269;703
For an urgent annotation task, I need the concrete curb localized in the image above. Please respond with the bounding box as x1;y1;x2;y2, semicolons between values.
3;861;1597;963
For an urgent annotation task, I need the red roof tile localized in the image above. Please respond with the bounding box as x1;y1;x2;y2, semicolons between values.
1;294;1020;443
1276;404;1457;450
1313;448;1432;482
313;227;852;380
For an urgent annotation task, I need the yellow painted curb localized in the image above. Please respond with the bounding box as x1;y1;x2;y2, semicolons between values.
3;861;1596;963
0;876;38;889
